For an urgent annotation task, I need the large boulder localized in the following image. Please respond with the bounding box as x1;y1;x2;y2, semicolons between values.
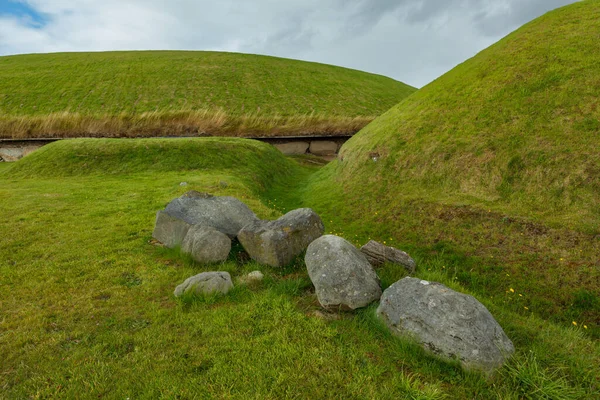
181;226;231;264
174;271;233;297
152;191;259;247
360;240;416;273
274;142;309;155
238;208;324;267
305;235;382;310
309;141;338;156
377;277;515;373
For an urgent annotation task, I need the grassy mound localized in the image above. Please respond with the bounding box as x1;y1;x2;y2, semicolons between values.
0;51;415;138
305;1;600;332
1;138;597;398
4;137;295;185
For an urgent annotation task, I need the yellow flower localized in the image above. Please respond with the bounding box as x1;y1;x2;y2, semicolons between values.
519;294;523;297
572;321;577;326
524;306;529;310
509;288;515;293
584;325;588;329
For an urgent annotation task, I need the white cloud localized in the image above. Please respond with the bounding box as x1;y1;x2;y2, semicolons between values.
0;0;578;87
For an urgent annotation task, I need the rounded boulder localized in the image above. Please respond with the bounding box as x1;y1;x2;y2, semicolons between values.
305;235;382;310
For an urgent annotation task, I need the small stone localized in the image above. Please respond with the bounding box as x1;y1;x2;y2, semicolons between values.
246;271;264;282
174;271;233;297
219;181;228;188
180;182;188;186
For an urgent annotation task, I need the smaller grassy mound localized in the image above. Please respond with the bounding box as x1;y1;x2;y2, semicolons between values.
4;138;297;192
0;51;416;138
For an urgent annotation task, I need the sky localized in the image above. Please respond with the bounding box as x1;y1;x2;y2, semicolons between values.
0;0;579;88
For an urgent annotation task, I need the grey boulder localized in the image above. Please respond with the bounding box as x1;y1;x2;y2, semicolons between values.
162;191;258;238
377;277;515;373
305;235;382;310
152;210;192;248
360;240;416;273
181;226;231;264
238;208;324;267
174;271;233;297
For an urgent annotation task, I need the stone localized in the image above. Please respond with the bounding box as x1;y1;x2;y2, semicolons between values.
238;208;324;267
274;142;310;155
246;271;264;282
0;147;25;162
161;191;259;238
309;141;338;156
174;271;233;297
360;240;416;273
180;182;188;186
181;226;231;264
305;235;382;310
152;210;192;248
377;277;515;373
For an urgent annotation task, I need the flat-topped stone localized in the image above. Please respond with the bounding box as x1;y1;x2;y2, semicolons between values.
174;271;233;297
238;208;324;267
153;191;259;244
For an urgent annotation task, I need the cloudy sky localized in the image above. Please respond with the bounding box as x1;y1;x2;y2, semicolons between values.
0;0;578;87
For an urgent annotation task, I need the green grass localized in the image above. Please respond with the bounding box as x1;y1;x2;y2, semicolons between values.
1;138;598;399
0;51;416;138
303;1;600;336
2;2;600;397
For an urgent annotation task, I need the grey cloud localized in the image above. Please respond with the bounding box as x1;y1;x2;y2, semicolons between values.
0;0;581;87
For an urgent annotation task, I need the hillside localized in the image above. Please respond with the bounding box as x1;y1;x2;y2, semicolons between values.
305;1;600;332
0;51;415;138
1;138;597;398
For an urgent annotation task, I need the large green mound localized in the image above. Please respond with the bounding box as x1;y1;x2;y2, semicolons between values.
306;1;600;330
0;51;415;138
335;0;600;230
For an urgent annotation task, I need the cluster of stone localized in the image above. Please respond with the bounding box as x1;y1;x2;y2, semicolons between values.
153;191;513;373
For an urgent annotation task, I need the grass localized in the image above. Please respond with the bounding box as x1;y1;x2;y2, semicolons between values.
0;51;416;138
303;1;600;337
1;138;598;399
2;2;600;397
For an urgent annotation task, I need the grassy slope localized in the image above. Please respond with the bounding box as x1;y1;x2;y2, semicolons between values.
0;51;416;138
1;138;598;399
305;1;600;334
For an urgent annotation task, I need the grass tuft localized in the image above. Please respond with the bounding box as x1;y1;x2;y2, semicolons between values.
504;351;588;400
